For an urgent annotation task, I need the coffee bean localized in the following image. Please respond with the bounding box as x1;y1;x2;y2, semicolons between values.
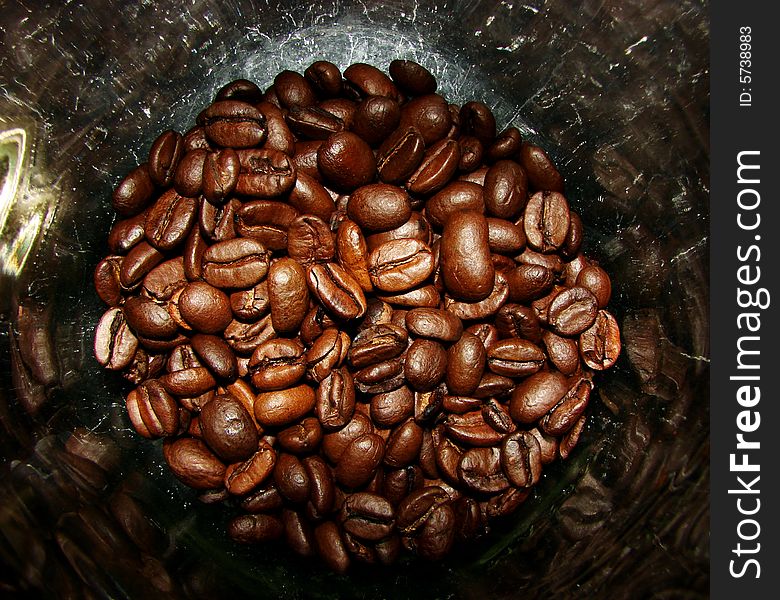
348;324;407;369
440;211;494;302
520;143;564;193
399;94;452;146
108;212;147;254
225;441;276;495
286;105;345;140
255;384;316;428
94;308;138;370
406;138;460;195
426;181;485;229
316;367;356;431
510;371;570;424
445;332;486;396
540;377;592;436
481;398;515;434
125;380;179;438
559;414;586;460
347;183;412;232
267;258;309;336
307;262;367;322
335;433;385;489
459;101;496;145
368;239;435;293
458;446;509;494
484;160;528;219
314;521;351;574
501;431;542;488
341;492;395;542
178;281;232;334
202;148;240;204
94;256;124;306
335;218;373;292
523;191;571;253
305;60;343;98
405;339;447;392
487;127;523;162
344;63;399;100
278;417;323;455
486;338;545;378
143;189;197;251
215;79;263;104
495;303;543;343
235;149;297;199
352;96;402;147
303;455;336;520
405;308;462;343
123;296;178;340
541;330;580;375
579;309;621;370
249;338;306;391
202;238;270;289
389;60;436;96
384;418;424;468
506;264;555;304
318;132;376;192
229;514;284;543
162;437;226;490
444;271;509;321
377;126;426;184
396;486;455;560
202;100;267;148
547;286;599;336
112;164;156;217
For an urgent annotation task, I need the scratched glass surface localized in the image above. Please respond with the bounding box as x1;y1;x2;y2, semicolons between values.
0;1;708;597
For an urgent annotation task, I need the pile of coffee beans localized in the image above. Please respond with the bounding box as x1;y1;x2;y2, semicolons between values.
93;59;621;572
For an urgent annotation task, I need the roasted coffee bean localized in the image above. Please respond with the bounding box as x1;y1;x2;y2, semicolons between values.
440;211;494;302
484;487;530;519
370;385;414;429
287;105;345;139
579;310;621;370
396;486;455;561
472;372;515;400
365;211;432;251
163;437;226;490
322;411;373;463
486;338;545;378
516;247;564;274
510;370;569;424
305;327;351;382
183;226;207;281
377;126;426;184
354;356;406;395
255;384;316;428
241;484;283;513
501;431;542;488
442;395;481;414
561;211;584;259
445;409;504;447
202;238;270;289
576;265;612;308
125;380;179;438
224;441;276;495
445;332;486;396
542;330;580;375
413;384;445;424
344;63;399;100
481;399;515;434
274;452;311;504
405;308;463;343
178;281;232;334
307;262;367;321
459;101;496;145
249;338;306;391
202;148;240;204
495;303;543;343
108;212;147;254
148;130;183;187
228;514;284;543
405;339;447;392
235;148;296;199
229;281;270;322
444;271;509;321
335;218;373;292
457;135;484;172
559;415;586;459
368;239;435;293
274;69;317;108
267;258;309;336
335;433;385;489
520;143;564;193
202;100;267;148
487;127;523;162
216;78;263;103
199;394;258;463
314;521;351;574
224;315;275;355
377;284;441;309
257;100;296;155
384;418;424;468
348;324;407;369
340;492;395;541
304;60;343;98
303;455;336;520
316;368;356;431
199;196;237;242
486;218;525;254
288;172;336;221
112;164;155;217
523;191;570;253
458;446;509;494
318;132;376;192
183;125;211;151
94;257;124;306
426;181;485;229
389;60;436;96
347;183;412;233
142;257;186;302
399;94;452;146
174;149;208;201
94;308;139;370
144;189;197;251
278;417;323;455
483;160;527;219
123;296;178;339
287;215;335;266
406;138;460;195
540;377;592;436
352;96;401;147
547;286;599;336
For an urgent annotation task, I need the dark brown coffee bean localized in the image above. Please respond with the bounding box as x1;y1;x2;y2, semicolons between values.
405;339;447;392
307;262;367;322
547;286;599;336
305;327;351;383
486;338;545;378
495;303;543;343
148;130;183;187
108;211;147;254
112;164;155;217
142;257;186;302
459;101;496;145
459;164;488;186
368;239;434;293
344;63;399;100
347;183;412;233
273;452;311;504
202;238;270;289
444;271;509;321
234;148;297;199
377;126;426;184
322;411;373;463
579;309;621;370
162;437;226;490
455;135;484;173
335;433;385;489
540;377;592;436
516;247;564;274
405;308;462;343
529;427;559;465
183;226;207;281
483;160;527;219
143;189;196;251
123;296;178;339
229;281;270;321
354;355;406;395
442;395;481;414
228;513;284;543
486;218;526;254
541;331;580;375
286;104;345;140
199;196;237;242
473;373;515;400
187;334;236;381
510;370;569;424
314;521;351;574
399;94;452;145
285;215;335;267
440;211;494;302
365;211;432;252
384;418;424;468
224;315;275;355
305;60;343;98
265;258;309;336
370;385;414;429
352;96;402;147
318;132;376;192
406;138;460;195
202;148;240;204
303;455;336;520
340;492;395;541
348;324;407;369
249;338;306;391
389;59;436;96
273;69;317;108
506;264;555;303
426;181;485;229
291;140;322;181
500;431;542;488
458;446;509;494
559;415;586;460
94;257;124;306
487;127;523;162
125;380;179;438
334;218;373;292
481;399;515;434
561;211;583;259
241;484;283;513
520;143;564;193
216;78;263;103
174;148;208;198
316;368;356;431
444;411;503;447
523;191;571;253
445;332;486;397
202;100;267;148
254;384;316;428
383;465;424;507
183;126;211;151
224;441;276;495
278;417;323;455
576;265;612;308
413;384;445;424
199;394;259;462
178;281;232;334
377;284;440;309
397;486;455;561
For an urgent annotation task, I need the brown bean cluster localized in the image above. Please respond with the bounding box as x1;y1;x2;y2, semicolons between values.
93;59;621;572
